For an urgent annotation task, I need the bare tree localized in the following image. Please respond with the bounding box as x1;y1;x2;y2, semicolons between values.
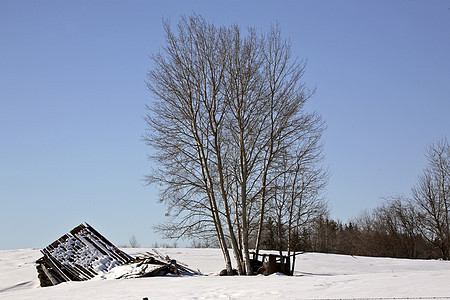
252;25;324;255
356;139;450;260
412;138;450;259
146;15;235;274
263;129;328;257
144;15;326;274
129;235;141;248
369;197;422;258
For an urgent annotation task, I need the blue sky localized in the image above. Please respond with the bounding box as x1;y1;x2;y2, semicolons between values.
1;0;449;250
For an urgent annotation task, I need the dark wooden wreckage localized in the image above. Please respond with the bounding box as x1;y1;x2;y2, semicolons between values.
36;223;199;287
36;223;133;287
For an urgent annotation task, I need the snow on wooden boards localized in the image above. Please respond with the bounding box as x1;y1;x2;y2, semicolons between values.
36;223;133;287
35;224;200;287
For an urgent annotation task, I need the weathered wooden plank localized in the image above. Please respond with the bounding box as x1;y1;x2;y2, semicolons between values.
85;223;133;262
41;249;72;281
39;263;60;286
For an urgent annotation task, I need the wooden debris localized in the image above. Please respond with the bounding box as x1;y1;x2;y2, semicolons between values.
36;223;133;287
36;223;199;287
119;249;201;279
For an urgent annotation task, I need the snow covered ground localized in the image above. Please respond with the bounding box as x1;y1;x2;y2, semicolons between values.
1;247;449;299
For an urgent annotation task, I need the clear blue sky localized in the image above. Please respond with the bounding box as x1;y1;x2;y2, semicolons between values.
1;0;449;250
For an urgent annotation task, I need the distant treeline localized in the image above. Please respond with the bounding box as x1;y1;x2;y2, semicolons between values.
259;213;442;260
260;138;450;260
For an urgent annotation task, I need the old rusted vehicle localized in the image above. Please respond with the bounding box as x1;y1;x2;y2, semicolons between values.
250;251;301;276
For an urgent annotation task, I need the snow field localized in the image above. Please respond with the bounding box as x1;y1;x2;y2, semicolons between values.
1;248;449;299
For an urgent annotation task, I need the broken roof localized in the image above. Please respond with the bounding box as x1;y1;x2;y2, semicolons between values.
36;223;200;287
36;223;132;286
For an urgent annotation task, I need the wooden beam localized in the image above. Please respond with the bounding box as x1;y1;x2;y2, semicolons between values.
39;263;60;286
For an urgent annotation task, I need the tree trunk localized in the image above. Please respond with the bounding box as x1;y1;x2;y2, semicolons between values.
216;142;244;274
254;173;268;255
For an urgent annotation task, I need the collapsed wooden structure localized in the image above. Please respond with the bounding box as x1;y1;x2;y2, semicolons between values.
36;223;133;286
36;223;199;287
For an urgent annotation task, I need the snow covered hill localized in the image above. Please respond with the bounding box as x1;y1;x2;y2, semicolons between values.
1;248;449;299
